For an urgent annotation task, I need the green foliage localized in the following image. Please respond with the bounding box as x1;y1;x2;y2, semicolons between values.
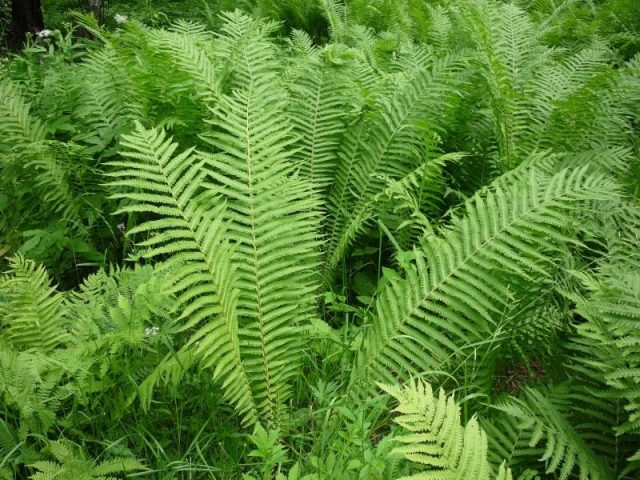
1;0;640;478
0;0;9;44
29;439;145;480
485;385;614;479
382;379;512;480
0;255;67;351
349;166;617;398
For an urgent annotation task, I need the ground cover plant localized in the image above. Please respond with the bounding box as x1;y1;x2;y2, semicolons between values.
1;0;639;478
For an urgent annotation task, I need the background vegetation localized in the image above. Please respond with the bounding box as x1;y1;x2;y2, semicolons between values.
1;0;639;479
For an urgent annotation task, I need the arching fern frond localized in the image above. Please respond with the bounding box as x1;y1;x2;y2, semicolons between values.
0;78;47;151
0;255;67;352
382;379;512;480
486;385;613;479
349;166;618;398
107;122;258;425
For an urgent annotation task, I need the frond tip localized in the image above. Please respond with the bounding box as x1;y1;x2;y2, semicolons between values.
381;379;512;480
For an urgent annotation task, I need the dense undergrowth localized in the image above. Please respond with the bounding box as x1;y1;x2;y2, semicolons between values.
1;0;640;478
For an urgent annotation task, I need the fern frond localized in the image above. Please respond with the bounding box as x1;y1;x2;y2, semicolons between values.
29;439;144;480
486;385;613;479
24;142;91;230
381;379;512;480
349;166;618;397
0;255;67;352
286;48;354;197
523;45;609;150
201;24;322;425
0;349;69;439
147;25;222;107
569;270;640;462
107;123;258;425
321;0;347;42
0;78;47;151
215;10;281;91
462;0;549;168
73;46;142;150
324;52;464;277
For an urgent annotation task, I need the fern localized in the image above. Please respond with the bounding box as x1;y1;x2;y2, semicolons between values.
0;4;638;478
29;439;145;480
375;152;465;252
147;22;223;108
461;0;550;168
201;19;322;424
485;385;613;479
324;51;464;277
0;78;47;150
107;123;258;425
286;43;354;198
349;166;617;397
382;379;512;480
215;10;281;91
0;255;68;352
570;270;640;463
0;349;71;440
73;45;142;151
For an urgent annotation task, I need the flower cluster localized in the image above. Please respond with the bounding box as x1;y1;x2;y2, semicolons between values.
36;29;53;39
144;326;160;337
114;14;128;25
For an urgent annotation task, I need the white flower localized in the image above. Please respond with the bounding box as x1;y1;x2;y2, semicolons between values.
114;14;128;24
36;29;53;39
144;326;160;337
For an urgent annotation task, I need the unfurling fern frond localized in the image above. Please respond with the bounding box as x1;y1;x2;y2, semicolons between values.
0;255;68;352
108;123;258;425
349;166;618;398
382;379;512;480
